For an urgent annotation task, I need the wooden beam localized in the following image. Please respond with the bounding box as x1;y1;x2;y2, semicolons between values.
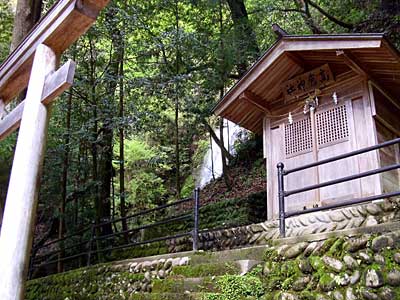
0;0;109;104
284;52;306;70
214;35;383;116
337;50;400;110
0;44;56;300
0;102;25;142
369;80;400;112
0;99;5;119
0;60;75;142
240;91;271;114
336;50;368;78
42;59;76;105
272;23;288;38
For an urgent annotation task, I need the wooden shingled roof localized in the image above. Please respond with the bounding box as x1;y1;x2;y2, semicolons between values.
213;34;400;134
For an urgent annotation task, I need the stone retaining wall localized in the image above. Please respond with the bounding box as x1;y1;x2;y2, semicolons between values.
262;230;400;299
168;198;400;252
26;255;191;299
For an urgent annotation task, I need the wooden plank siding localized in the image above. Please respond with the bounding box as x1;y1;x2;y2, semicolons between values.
264;77;382;219
373;86;400;193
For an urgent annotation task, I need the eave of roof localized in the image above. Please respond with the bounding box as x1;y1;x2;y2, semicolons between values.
212;33;395;116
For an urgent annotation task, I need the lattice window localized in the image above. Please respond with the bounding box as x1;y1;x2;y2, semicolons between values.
285;117;313;156
316;104;349;147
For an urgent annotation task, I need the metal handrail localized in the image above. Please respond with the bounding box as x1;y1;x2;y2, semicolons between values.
29;188;200;278
284;137;400;174
277;137;400;237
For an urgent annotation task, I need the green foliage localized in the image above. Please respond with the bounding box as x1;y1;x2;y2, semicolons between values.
0;133;15;162
205;275;264;300
116;138;170;209
128;171;167;208
0;0;13;62
198;191;267;229
142;191;267;242
181;174;195;198
26;267;145;300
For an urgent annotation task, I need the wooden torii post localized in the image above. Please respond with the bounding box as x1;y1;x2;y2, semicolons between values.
0;1;109;299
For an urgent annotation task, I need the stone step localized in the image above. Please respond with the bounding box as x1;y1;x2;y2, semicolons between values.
152;276;218;293
129;292;257;300
170;261;240;277
190;246;266;265
129;292;204;300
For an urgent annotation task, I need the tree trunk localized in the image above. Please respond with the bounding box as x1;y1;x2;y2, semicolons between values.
225;0;260;76
204;120;234;161
58;78;72;273
219;117;232;190
294;0;326;34
119;58;128;241
10;0;43;52
174;0;181;199
95;3;126;237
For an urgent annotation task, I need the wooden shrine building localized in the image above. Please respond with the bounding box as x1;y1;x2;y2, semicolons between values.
214;34;400;220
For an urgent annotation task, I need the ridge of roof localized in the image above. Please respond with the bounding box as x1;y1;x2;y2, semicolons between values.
212;32;396;115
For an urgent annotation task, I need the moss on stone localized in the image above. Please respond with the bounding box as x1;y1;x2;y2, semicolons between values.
172;263;237;277
318;273;336;292
26;266;144;300
308;256;324;272
109;242;169;261
263;247;280;262
25;230;400;300
313;237;337;256
299;290;317;300
327;238;345;259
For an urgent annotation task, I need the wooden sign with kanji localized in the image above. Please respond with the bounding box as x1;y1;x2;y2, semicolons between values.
282;64;335;102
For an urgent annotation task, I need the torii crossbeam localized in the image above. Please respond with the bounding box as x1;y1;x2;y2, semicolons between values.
0;1;109;299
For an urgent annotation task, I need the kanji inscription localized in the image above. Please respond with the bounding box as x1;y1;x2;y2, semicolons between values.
282;64;335;102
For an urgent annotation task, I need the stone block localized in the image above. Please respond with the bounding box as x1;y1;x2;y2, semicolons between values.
365;269;384;288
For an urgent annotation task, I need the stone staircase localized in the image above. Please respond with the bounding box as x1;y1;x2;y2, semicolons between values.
25;199;400;300
126;247;264;300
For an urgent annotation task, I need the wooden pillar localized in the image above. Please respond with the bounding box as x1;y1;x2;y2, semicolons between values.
0;44;56;300
309;108;321;206
0;99;5;119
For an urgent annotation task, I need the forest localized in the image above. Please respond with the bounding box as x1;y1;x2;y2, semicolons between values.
0;0;399;255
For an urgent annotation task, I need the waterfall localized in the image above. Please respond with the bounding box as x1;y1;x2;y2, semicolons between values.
196;120;246;188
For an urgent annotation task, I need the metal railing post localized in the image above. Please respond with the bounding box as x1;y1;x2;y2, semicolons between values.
27;251;35;280
192;188;200;251
277;162;286;238
86;222;95;267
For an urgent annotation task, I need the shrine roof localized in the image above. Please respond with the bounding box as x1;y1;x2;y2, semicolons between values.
213;33;400;133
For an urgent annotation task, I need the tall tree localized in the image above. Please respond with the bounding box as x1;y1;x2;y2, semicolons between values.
174;0;182;199
95;1;126;235
226;0;260;76
10;0;43;51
